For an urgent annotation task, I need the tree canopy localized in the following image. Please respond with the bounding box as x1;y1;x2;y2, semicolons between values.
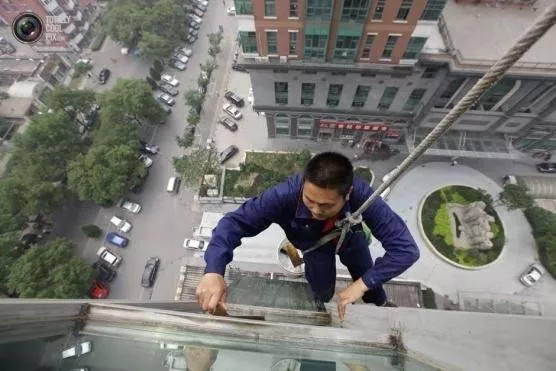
173;147;219;188
498;183;534;210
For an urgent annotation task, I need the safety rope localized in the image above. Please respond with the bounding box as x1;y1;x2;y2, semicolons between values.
321;4;556;255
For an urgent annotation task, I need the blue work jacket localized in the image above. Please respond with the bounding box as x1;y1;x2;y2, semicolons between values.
204;173;419;289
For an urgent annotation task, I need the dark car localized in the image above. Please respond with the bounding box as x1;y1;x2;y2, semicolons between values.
224;90;245;107
231;63;248;73
141;257;160;287
98;68;110;84
129;170;149;194
89;280;109;299
92;261;117;284
218;145;239;164
218;117;238;132
105;232;129;248
158;83;179;96
536;162;556;173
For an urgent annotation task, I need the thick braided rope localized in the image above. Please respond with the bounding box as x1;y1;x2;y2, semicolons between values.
332;4;556;253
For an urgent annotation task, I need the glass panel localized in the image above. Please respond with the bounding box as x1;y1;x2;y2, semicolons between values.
264;0;276;16
341;0;370;22
382;35;399;59
290;0;298;17
234;0;253;15
301;83;316;105
326;84;343;107
402;37;427;59
289;32;297;55
352;85;371;107
267;31;278;54
476;79;516;111
396;0;412;20
333;35;359;63
274;82;288;104
304;32;328;61
361;34;375;58
420;0;447;21
239;31;257;53
372;0;386;20
306;0;333;20
378;87;399;110
402;88;426;111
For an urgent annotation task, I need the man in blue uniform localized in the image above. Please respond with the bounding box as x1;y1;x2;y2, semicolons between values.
196;152;419;320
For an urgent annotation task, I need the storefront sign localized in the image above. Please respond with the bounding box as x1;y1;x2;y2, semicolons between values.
318;119;401;137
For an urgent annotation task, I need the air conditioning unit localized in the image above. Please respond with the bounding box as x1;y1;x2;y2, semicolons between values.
280;56;288;63
256;56;269;62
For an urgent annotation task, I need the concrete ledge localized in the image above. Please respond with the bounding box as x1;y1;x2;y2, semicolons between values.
417;185;504;271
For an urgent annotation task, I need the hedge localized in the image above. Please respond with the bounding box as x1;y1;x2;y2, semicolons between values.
524;206;556;279
90;31;107;51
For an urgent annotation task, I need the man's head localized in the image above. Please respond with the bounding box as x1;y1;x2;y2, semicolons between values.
302;152;353;220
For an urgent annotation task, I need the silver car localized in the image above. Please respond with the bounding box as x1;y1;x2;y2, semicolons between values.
519;263;544;287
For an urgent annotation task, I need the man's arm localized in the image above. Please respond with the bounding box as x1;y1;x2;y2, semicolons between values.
204;179;295;275
351;178;420;289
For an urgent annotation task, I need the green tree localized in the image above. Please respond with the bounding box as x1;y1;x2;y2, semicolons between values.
207;31;223;58
0;232;22;296
200;60;218;76
68;144;147;205
0;178;29;233
149;67;161;81
524;206;556;237
73;61;93;78
187;112;201;126
99;79;165;125
498;183;534;210
173;146;219;188
146;76;158;90
153;59;164;73
7;239;93;298
45;86;97;115
184;90;203;114
102;1;144;47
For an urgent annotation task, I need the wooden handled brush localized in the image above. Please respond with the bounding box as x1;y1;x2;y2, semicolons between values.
281;242;303;267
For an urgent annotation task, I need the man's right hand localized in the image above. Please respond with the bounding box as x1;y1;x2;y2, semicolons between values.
196;273;227;314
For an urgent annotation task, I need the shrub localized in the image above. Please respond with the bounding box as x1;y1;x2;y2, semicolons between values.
90;31;107;51
73;62;93;78
82;224;102;238
524;206;556;279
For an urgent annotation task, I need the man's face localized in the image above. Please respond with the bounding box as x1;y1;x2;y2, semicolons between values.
302;181;351;220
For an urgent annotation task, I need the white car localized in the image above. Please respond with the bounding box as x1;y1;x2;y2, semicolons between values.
118;199;141;213
171;60;187;71
520;263;544;287
172;53;189;64
110;215;132;233
248;87;254;105
183;238;207;251
61;341;93;359
195;0;209;7
179;47;193;57
157;92;175;106
161;74;179;87
227;6;236;15
138;154;153;168
97;247;122;267
380;167;399;200
222;103;242;120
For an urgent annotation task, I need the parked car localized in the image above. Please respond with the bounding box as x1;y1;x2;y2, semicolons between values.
158;83;179;96
139;154;153;168
227;6;236;15
188;20;200;30
61;341;93;359
88;280;109;299
188;27;199;37
141;257;160;287
128;172;148;194
161;74;179;87
110;215;132;233
179;47;193;57
92;261;117;284
187;13;203;24
231;63;248;73
218;117;238;132
519;263;544;287
218;145;239;164
186;34;198;45
194;0;209;7
172;53;189;64
536;162;556;173
105;232;129;248
183;238;207;251
117;199;142;213
97;247;122;267
160;104;172;115
222;103;243;120
225;90;245;107
189;8;204;18
248;87;254;105
194;2;207;12
157;92;176;106
140;140;159;154
98;68;110;84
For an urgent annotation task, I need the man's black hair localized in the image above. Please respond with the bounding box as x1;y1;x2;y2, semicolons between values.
304;152;353;197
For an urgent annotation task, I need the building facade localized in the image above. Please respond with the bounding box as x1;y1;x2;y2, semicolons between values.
236;0;556;157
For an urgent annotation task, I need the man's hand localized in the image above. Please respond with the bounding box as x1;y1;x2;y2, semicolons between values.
337;278;368;322
196;273;227;314
184;346;218;371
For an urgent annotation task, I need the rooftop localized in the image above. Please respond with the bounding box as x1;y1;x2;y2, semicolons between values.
0;97;34;118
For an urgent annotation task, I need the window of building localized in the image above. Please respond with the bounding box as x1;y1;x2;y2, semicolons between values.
361;34;375;58
306;0;333;21
304;33;328;61
439;77;465;100
372;0;386;20
234;0;253;15
352;85;371;107
301;83;316;105
378;87;399;110
275;82;288;104
267;31;278;54
420;0;447;21
333;35;360;63
341;0;370;22
290;0;298;17
402;88;426;111
381;35;399;59
396;0;412;20
402;37;427;59
298;115;314;137
340;127;355;138
475;79;516;111
275;114;291;136
239;31;257;53
422;67;438;79
326;84;343;107
264;0;276;17
289;32;297;55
